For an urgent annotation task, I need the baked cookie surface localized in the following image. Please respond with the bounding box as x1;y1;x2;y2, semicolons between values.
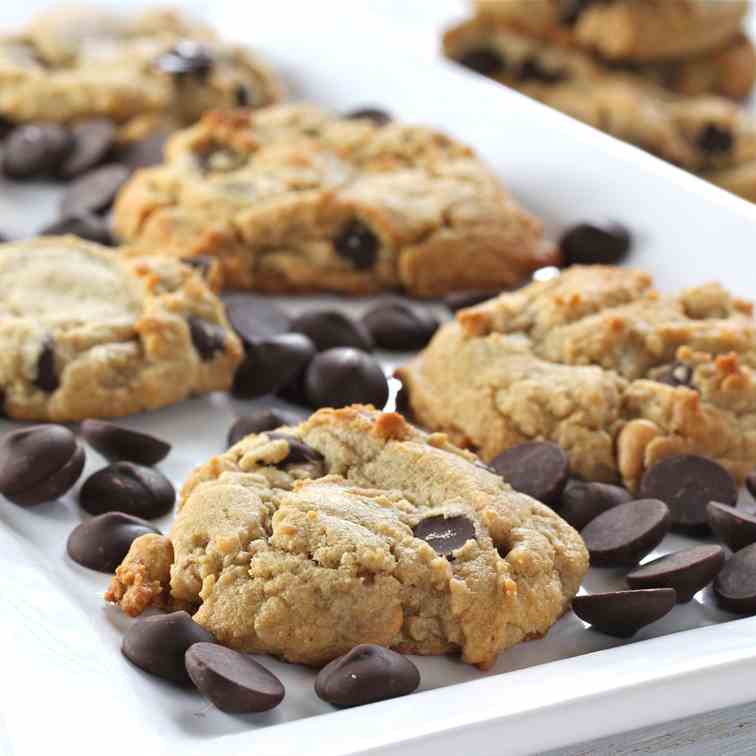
397;266;756;490
112;104;556;297
0;236;242;421
106;406;588;668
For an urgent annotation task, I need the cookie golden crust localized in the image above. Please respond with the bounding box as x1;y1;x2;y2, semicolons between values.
0;236;242;421
112;104;556;297
397;267;756;490
107;406;588;669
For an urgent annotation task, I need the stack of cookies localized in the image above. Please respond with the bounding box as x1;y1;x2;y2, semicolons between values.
444;0;756;201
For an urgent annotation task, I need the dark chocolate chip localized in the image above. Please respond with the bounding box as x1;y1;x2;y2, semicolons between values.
305;348;389;410
559;222;632;266
114;129;170;170
626;544;725;603
315;644;420;708
581;498;671;567
0;117;13;140
707;501;756;553
0;425;85;506
362;301;439;351
443;289;499;313
234;83;252;107
67;512;161;573
122;611;215;684
697;124;733;155
639;454;737;532
227;408;300;448
714;544;756;614
155;40;213;79
559;480;632;531
33;336;59;392
747;470;756;499
182;256;214;276
572;589;676;638
231;333;316;399
267;432;324;467
517;57;566;83
60;163;130;217
290;310;374;353
187;316;226;360
457;48;505;76
80;419;171;465
185;643;285;713
413;514;475;557
490;442;569;508
2;123;72;178
222;294;290;345
39;213;114;245
344;107;392;126
559;0;600;25
59;118;115;179
79;462;175;519
655;362;693;388
333;220;379;270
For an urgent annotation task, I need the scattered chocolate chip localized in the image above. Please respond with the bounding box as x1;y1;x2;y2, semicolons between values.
559;480;632;531
39;213;114;245
362;301;439;351
227;408;300;448
2;123;72;178
234;83;252;107
80;419;171;465
747;471;756;499
231;333;316;399
572;589;676;638
122;611;215;684
413;514;476;557
443;289;499;312
59;119;115;179
707;501;756;553
290;310;373;353
333;220;379;270
655;362;693;388
490;442;569;508
305;348;389;409
714;544;756;614
222;294;290;345
185;643;285;713
517;57;566;83
114;129;170;170
559;222;632;266
276;371;310;406
0;425;85;506
156;40;213;79
344;107;392;126
33;336;59;392
67;512;161;573
698;124;733;155
457;48;504;76
315;645;420;708
639;454;737;532
187;317;226;360
626;544;725;603
60;163;130;217
267;432;324;467
79;462;175;519
182;256;214;276
581;499;671;567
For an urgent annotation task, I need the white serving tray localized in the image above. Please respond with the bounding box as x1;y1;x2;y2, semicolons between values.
2;2;756;755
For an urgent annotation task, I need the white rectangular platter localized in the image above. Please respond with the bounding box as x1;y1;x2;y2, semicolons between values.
2;2;756;755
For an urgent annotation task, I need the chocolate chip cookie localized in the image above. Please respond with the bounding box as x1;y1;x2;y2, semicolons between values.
396;266;756;490
112;104;557;297
0;236;242;421
106;406;588;668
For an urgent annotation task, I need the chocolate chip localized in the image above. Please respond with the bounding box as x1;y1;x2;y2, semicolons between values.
187;317;226;360
67;512;161;573
234;83;252;107
290;310;373;353
305;348;389;409
59;119;115;179
714;544;756;614
2;123;72;178
39;213;114;245
698;124;733;155
344;107;392;126
559;0;600;24
182;256;214;276
457;48;504;76
79;462;175;519
156;40;213;79
581;499;671;567
413;514;475;557
707;501;756;553
443;289;499;312
362;301;439;351
80;419;171;465
626;544;725;603
655;362;693;388
747;470;756;499
490;442;569;508
122;611;215;684
639;454;737;532
517;57;566;84
114;129;170;170
33;336;59;392
231;333;316;399
333;220;379;270
572;589;676;638
227;408;300;448
559;222;632;266
267;432;324;467
559;480;632;531
0;425;85;506
222;294;290;345
315;645;420;708
185;643;285;713
60;163;130;217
